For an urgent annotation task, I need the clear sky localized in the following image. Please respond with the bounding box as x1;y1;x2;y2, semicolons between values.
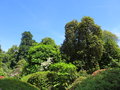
0;0;120;51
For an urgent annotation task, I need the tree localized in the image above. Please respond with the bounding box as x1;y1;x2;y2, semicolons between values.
0;46;6;76
102;30;118;42
17;31;34;60
100;31;120;68
61;17;103;72
5;45;19;68
23;42;61;74
41;37;56;46
61;20;78;61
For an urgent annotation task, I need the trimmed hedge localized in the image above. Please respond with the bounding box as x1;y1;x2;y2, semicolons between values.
0;78;39;90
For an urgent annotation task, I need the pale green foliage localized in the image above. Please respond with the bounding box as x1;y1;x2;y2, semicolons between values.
29;44;61;64
49;62;77;73
0;68;6;76
23;43;61;74
49;62;78;89
102;30;118;42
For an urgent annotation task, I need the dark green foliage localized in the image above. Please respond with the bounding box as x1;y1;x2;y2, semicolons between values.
61;16;103;72
0;78;39;90
61;20;78;61
0;48;6;76
2;45;19;69
75;68;120;90
18;31;34;60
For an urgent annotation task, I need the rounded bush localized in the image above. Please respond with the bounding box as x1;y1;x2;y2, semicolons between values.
0;78;39;90
75;68;120;90
27;71;55;90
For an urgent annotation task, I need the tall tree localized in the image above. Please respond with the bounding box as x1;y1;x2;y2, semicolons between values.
18;31;34;60
61;20;78;61
61;17;103;72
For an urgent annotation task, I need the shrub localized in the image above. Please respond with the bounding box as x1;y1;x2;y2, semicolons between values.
67;76;87;90
0;68;6;76
49;62;77;74
75;68;120;90
26;63;78;90
49;62;78;89
27;71;54;90
21;73;33;82
0;78;39;90
78;70;88;76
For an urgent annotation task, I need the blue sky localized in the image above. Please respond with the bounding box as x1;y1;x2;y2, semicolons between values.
0;0;120;51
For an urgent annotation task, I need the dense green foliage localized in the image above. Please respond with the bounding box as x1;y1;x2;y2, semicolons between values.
0;78;39;90
21;73;33;82
27;71;52;90
0;16;120;89
75;68;120;90
68;76;87;90
26;63;78;90
3;45;19;69
49;62;78;89
61;17;103;72
23;43;61;74
17;31;34;60
41;37;56;46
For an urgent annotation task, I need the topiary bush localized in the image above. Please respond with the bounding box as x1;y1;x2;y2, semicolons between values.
0;78;39;90
75;68;120;90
